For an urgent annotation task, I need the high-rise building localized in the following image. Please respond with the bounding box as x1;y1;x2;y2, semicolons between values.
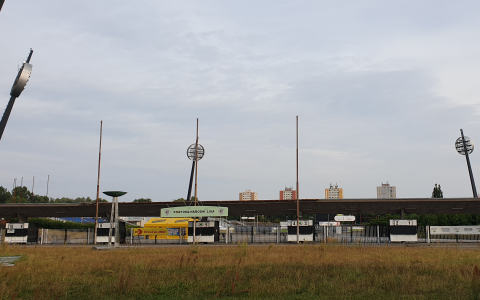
325;183;343;199
280;187;297;200
239;190;258;201
377;181;396;198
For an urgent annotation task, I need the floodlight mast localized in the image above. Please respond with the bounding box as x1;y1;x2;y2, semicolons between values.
460;129;478;197
0;49;33;142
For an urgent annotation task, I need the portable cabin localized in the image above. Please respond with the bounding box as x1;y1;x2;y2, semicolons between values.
96;221;126;244
287;220;314;242
5;223;38;244
187;220;220;243
143;218;193;240
389;219;417;242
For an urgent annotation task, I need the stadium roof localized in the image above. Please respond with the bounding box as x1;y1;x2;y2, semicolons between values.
1;198;479;220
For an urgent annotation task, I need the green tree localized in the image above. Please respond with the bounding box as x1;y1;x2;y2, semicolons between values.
49;197;108;203
173;197;197;202
30;195;50;203
12;186;32;203
133;198;152;203
0;186;12;203
432;183;443;198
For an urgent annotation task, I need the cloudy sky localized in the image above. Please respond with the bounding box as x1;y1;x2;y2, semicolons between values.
1;1;480;201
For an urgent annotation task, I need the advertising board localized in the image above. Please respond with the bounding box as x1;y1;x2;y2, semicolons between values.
133;228;167;236
161;206;228;217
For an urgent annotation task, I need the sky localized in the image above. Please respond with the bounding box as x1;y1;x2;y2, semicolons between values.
1;1;480;201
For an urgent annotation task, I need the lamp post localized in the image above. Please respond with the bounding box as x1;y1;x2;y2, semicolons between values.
0;49;33;142
455;129;477;198
103;191;127;247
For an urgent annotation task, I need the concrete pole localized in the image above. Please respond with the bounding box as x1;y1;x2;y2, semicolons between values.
108;198;114;248
94;121;103;245
296;116;300;244
114;197;119;247
426;225;430;243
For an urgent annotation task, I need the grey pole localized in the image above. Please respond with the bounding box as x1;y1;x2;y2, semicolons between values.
0;49;33;142
94;121;103;245
296;116;300;244
108;199;114;247
461;129;478;197
114;196;119;247
0;96;17;141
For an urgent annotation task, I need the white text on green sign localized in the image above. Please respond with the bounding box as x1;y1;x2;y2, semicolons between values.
161;206;228;217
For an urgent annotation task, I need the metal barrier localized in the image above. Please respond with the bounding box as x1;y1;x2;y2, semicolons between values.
3;225;480;245
40;228;94;244
314;225;390;244
427;225;480;243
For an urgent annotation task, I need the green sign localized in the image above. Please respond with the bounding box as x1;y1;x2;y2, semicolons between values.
161;206;228;217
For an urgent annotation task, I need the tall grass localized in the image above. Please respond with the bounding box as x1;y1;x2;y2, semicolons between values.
1;244;480;299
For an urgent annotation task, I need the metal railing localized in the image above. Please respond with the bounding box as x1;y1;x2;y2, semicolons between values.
1;225;480;245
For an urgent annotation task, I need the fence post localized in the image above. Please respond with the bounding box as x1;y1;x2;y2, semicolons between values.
251;226;254;243
277;226;280;243
87;228;90;244
350;225;353;243
377;225;380;243
64;229;67;244
426;226;430;243
0;228;2;245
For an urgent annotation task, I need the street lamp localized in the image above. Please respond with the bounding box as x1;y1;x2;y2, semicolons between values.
455;129;477;197
0;49;33;141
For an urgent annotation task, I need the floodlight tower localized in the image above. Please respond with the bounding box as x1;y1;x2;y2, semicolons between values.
455;129;477;197
0;49;33;142
186;143;204;203
186;119;204;205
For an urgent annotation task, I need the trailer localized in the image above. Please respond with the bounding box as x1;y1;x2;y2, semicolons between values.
188;220;219;243
5;223;38;244
389;219;417;242
96;221;126;244
287;220;314;242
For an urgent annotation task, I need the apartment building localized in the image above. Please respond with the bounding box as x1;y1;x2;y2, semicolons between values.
377;181;396;198
239;190;258;201
325;183;343;199
280;187;297;200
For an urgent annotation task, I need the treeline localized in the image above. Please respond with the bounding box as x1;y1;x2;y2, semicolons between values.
366;213;480;226
0;186;108;204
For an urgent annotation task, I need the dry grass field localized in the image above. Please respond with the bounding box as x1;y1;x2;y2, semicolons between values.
1;243;480;299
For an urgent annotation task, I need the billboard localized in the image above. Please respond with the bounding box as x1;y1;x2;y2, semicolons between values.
161;206;228;218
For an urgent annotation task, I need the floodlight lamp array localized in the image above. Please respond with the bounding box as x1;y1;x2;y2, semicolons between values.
187;144;205;161
456;136;474;155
